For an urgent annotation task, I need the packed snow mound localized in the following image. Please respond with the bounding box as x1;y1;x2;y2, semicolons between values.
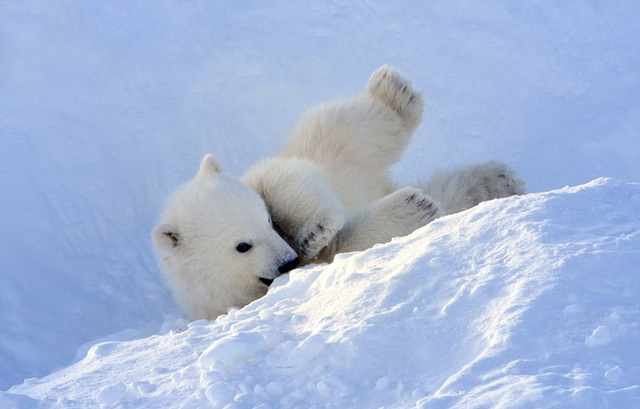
5;178;640;408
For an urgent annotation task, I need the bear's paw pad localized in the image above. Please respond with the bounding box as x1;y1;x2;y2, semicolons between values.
388;187;442;230
296;214;344;260
367;66;422;122
473;161;526;204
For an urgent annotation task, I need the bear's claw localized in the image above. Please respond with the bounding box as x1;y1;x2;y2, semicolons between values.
296;219;343;261
388;187;442;231
367;65;423;127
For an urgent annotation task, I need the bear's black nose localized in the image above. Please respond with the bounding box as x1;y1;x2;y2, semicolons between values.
278;257;300;275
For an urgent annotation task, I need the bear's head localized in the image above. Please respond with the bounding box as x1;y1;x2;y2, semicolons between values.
152;154;299;320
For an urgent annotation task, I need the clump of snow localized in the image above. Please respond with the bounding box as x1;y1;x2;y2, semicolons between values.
6;179;640;408
586;326;613;348
95;383;127;406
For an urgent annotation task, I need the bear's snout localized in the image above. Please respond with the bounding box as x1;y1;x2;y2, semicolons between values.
278;257;300;275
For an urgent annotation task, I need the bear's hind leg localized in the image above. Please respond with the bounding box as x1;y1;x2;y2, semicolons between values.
366;65;423;133
421;161;525;215
278;66;425;215
319;187;442;262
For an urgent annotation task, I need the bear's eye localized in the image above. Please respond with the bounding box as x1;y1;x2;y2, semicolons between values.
236;242;253;253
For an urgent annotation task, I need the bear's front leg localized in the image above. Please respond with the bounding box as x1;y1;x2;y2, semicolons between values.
319;187;442;262
242;157;347;263
295;213;345;261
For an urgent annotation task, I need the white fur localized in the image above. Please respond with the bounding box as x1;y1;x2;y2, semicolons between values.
275;65;423;215
153;66;525;319
241;157;346;260
420;160;525;214
152;155;298;319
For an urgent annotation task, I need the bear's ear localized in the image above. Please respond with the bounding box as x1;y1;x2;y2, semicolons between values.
152;223;181;251
196;154;223;180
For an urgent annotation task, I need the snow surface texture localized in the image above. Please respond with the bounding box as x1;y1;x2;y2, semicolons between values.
5;179;640;408
1;0;640;404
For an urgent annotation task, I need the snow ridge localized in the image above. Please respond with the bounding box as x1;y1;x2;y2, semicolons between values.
6;178;640;408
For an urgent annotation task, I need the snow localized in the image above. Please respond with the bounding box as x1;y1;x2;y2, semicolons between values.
4;178;640;408
1;1;640;408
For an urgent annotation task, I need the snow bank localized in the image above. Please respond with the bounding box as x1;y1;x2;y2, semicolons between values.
6;178;640;408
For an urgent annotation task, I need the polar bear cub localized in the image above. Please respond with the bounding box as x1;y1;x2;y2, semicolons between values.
152;156;299;319
241;66;523;262
153;65;525;320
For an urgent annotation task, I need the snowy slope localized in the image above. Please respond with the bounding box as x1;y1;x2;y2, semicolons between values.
5;178;640;408
2;0;640;396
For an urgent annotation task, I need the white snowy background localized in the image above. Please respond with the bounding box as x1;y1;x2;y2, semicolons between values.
1;1;639;408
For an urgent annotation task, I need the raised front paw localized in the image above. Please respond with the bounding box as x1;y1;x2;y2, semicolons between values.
295;213;344;261
367;65;423;128
384;187;442;235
